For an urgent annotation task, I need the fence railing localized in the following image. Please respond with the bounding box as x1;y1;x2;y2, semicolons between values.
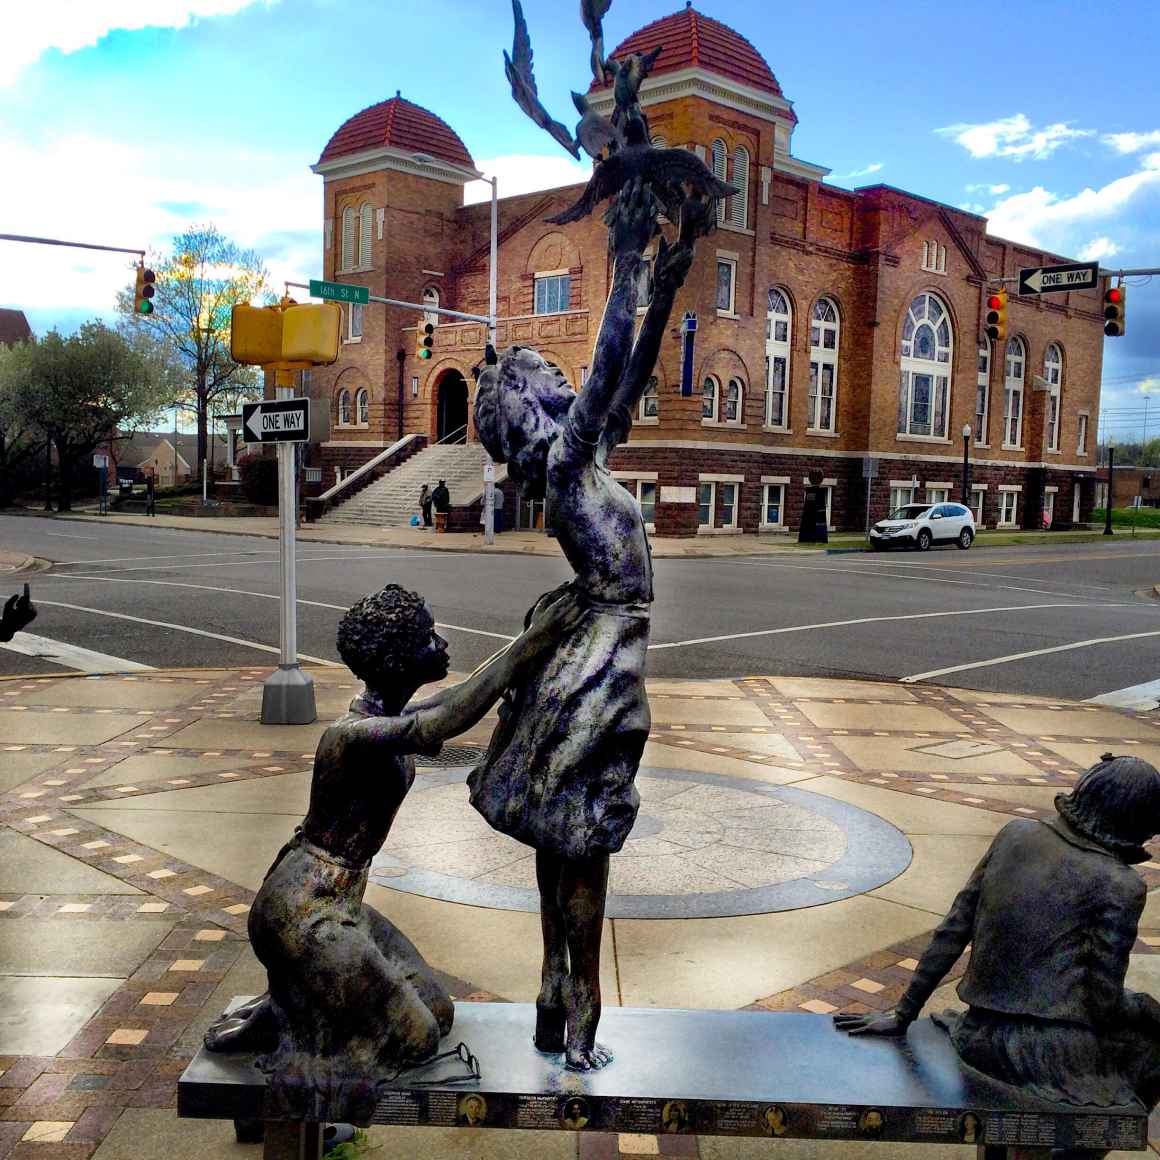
303;433;427;522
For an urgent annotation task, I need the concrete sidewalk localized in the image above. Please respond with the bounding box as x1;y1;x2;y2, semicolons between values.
21;507;1160;558
1;663;1159;1157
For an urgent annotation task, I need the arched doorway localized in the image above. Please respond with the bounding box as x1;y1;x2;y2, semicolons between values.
436;371;468;443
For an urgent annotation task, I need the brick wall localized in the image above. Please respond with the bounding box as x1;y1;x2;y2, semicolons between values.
307;84;1107;536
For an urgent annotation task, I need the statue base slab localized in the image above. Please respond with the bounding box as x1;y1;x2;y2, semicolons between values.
179;1002;1146;1153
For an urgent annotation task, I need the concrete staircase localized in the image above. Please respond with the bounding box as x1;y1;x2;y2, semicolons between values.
319;442;499;527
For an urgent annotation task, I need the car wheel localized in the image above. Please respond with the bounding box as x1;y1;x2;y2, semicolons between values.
916;529;932;551
957;527;974;550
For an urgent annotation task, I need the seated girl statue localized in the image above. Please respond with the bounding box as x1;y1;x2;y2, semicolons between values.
204;583;585;1123
469;180;706;1071
836;754;1160;1143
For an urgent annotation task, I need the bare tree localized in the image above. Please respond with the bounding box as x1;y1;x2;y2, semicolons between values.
118;223;268;475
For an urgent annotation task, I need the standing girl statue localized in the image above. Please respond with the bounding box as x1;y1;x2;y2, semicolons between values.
470;179;710;1070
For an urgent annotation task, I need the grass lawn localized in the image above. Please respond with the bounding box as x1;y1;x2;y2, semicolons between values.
1093;507;1160;529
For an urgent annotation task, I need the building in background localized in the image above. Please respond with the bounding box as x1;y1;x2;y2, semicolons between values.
0;309;32;349
307;6;1105;535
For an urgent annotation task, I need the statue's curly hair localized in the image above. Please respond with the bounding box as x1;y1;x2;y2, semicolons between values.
336;584;433;683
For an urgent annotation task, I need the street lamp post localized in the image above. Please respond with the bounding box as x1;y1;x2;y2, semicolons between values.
1104;443;1115;536
961;423;971;505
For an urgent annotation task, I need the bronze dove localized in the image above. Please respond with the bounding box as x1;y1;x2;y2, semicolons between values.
546;145;736;225
505;0;581;159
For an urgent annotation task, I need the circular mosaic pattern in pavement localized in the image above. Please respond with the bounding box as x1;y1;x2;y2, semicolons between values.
371;765;911;919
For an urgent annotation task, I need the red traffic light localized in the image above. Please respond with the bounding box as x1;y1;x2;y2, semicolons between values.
1106;287;1122;304
986;294;1003;310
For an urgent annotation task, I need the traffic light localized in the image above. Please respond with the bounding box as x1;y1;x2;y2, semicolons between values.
984;288;1007;343
1103;283;1127;337
416;321;434;361
134;264;156;316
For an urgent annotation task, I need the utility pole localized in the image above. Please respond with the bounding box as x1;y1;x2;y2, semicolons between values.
1104;443;1115;536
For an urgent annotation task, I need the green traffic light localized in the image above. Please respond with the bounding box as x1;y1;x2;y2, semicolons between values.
138;300;154;315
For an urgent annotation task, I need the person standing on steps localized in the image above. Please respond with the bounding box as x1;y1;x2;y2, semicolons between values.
431;479;450;533
418;483;433;528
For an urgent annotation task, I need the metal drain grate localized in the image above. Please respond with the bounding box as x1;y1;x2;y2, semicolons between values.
417;744;488;769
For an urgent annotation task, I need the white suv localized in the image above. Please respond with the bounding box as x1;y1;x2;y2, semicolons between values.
869;502;975;551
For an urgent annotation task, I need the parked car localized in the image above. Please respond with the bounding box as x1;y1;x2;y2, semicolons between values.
869;502;975;551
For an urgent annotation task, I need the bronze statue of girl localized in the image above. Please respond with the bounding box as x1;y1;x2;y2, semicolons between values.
205;583;584;1121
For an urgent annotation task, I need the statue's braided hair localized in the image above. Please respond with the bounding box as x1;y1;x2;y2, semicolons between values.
336;584;433;683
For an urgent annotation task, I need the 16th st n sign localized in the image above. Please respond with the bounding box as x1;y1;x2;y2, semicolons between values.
1017;261;1100;295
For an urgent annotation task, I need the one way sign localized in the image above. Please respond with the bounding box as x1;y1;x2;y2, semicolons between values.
1018;261;1100;296
242;398;311;444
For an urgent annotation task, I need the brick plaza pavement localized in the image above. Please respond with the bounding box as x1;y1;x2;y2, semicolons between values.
1;666;1159;1158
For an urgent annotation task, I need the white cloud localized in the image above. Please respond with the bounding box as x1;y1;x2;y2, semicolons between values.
982;152;1160;250
966;182;1010;195
1078;236;1121;261
1137;377;1160;396
1103;130;1160;154
2;0;277;85
0;132;318;323
464;154;592;205
831;162;883;182
936;113;1095;161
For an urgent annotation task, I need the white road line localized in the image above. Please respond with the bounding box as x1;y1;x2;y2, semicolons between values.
648;602;1111;651
0;631;154;674
39;575;517;642
50;548;421;567
50;552;444;575
900;630;1160;684
852;559;1116;590
1085;679;1160;712
34;598;341;666
734;558;1119;601
44;532;99;540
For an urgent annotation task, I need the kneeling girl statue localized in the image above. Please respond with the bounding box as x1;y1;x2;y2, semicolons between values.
204;584;583;1122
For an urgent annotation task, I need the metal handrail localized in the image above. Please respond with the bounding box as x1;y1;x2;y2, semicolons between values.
315;433;423;504
434;424;468;446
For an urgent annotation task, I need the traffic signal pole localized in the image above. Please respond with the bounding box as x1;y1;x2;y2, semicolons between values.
261;366;316;726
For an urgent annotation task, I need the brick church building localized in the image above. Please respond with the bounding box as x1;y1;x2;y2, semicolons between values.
306;4;1105;536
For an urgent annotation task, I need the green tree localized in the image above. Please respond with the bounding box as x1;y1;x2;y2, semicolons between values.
0;323;168;511
118;223;268;476
0;346;46;508
1138;438;1160;467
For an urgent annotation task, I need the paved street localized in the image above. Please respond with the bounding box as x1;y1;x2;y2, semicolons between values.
1;513;1158;702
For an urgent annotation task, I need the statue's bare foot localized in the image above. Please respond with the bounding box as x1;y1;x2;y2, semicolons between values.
565;1042;613;1072
534;1003;566;1053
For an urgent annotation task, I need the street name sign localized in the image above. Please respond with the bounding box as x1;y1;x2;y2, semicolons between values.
1018;261;1100;295
242;398;310;444
309;279;369;306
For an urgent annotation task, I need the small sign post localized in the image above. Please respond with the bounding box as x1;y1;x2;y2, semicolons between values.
1017;262;1100;296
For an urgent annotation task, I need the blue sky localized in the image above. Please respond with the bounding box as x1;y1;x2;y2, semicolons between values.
2;0;1159;441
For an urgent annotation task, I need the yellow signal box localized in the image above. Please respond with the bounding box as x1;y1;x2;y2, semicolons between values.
231;305;284;366
282;303;341;365
230;302;342;367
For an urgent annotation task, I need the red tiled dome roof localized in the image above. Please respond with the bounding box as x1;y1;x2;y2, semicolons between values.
318;94;474;169
592;5;791;116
